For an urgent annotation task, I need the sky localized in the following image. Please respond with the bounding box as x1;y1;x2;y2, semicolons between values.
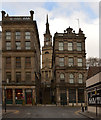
0;1;100;58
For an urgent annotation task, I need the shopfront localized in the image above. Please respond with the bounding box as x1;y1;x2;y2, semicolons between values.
15;89;23;104
6;89;13;104
25;89;32;104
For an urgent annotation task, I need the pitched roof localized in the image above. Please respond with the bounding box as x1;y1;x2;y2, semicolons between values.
87;66;101;79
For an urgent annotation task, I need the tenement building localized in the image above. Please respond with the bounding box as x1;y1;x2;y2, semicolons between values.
2;10;41;105
41;15;53;104
53;27;87;106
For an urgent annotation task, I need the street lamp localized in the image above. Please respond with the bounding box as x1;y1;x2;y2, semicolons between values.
4;86;6;113
4;78;9;112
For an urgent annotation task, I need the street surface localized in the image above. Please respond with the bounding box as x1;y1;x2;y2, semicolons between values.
2;106;92;119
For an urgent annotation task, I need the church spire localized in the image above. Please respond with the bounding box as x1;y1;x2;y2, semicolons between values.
46;14;50;34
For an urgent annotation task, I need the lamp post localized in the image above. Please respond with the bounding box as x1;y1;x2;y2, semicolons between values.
4;86;6;113
95;87;97;117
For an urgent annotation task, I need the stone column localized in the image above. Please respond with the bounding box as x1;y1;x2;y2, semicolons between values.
21;31;25;50
22;89;25;104
12;31;15;50
2;57;5;82
13;88;15;105
84;90;87;106
76;88;78;106
56;87;60;105
67;88;69;105
32;88;36;105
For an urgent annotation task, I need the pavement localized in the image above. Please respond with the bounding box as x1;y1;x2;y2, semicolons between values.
79;111;101;120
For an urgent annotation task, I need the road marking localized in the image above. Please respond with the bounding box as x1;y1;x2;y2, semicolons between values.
27;112;31;115
75;110;81;115
14;110;19;114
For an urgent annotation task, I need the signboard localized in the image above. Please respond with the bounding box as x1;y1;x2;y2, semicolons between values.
88;89;101;106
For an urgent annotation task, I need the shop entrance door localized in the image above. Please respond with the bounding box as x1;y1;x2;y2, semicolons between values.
25;89;32;104
60;93;67;105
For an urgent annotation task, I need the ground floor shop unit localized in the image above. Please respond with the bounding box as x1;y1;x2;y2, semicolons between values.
55;86;86;106
2;85;37;105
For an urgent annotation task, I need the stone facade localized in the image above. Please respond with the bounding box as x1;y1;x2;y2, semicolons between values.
2;10;41;105
41;15;53;104
53;27;87;106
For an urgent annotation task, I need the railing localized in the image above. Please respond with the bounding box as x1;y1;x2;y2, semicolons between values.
4;16;31;21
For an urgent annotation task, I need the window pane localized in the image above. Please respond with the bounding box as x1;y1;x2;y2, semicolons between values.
6;32;11;40
69;74;74;83
25;57;31;67
68;43;73;51
15;32;20;39
16;42;21;50
60;73;65;79
25;41;31;50
16;72;21;83
59;42;63;51
77;43;82;51
78;58;82;67
25;32;30;39
78;74;83;83
68;58;73;66
16;57;21;68
6;42;11;50
6;72;11;83
59;58;64;66
26;72;31;82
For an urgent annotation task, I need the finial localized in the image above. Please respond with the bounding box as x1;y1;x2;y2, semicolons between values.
46;14;48;23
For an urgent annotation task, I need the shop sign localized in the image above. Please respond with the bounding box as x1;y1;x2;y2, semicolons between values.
26;89;32;93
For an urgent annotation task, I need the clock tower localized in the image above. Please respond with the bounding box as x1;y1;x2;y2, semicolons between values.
41;15;53;104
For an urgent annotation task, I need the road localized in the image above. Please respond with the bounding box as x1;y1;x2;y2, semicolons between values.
2;106;92;119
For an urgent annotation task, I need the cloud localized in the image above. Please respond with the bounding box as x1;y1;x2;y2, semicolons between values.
1;2;99;58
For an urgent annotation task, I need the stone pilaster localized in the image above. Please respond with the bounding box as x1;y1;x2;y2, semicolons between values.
76;88;78;106
56;87;60;105
11;57;15;82
21;57;25;82
2;88;5;105
13;89;15;105
67;88;69;105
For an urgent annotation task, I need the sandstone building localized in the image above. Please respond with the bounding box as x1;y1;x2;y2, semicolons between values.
53;27;87;106
2;10;41;105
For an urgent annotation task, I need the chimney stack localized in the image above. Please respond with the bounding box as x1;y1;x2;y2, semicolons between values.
30;10;34;20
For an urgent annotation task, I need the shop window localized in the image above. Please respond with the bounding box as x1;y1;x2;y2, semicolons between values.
6;89;13;101
78;88;84;103
15;89;23;100
69;89;76;103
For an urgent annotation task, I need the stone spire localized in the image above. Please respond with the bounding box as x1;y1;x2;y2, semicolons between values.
46;14;50;34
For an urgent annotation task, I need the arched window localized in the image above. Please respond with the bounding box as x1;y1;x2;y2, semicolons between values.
69;74;74;83
78;74;83;83
45;51;49;54
60;73;65;82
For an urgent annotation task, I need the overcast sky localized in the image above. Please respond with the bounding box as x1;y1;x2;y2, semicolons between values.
0;1;100;58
